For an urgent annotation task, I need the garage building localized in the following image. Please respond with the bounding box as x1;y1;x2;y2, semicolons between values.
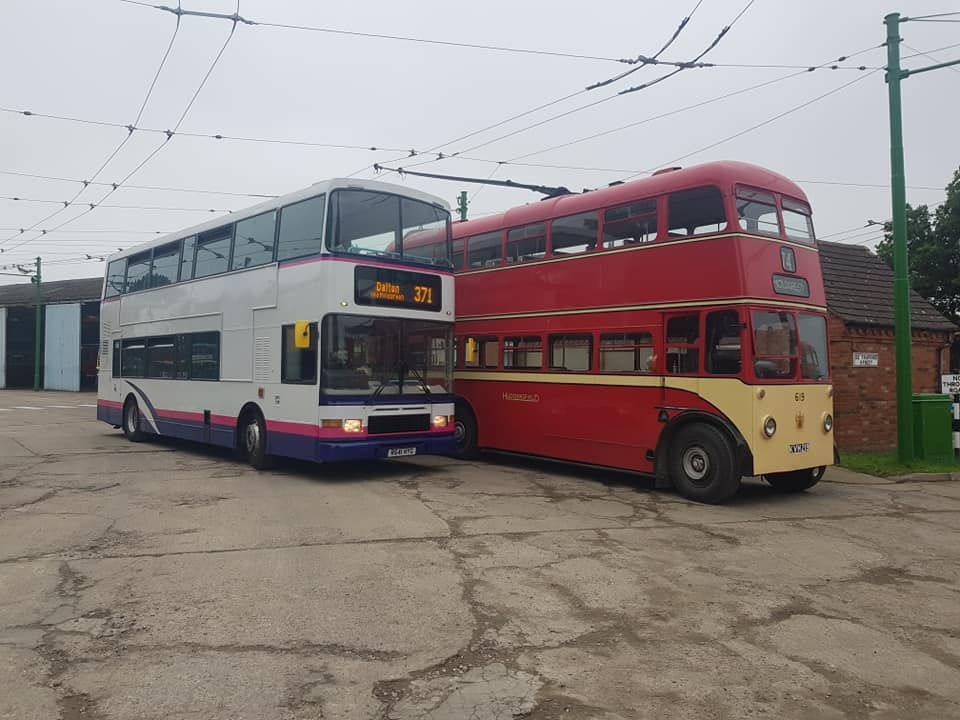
0;277;103;391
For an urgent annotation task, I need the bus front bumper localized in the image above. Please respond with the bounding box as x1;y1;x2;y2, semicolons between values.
269;432;458;463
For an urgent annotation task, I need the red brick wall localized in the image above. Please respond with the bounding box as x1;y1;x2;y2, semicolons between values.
828;314;952;452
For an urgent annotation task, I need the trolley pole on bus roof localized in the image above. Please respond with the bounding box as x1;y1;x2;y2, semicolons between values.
884;12;960;463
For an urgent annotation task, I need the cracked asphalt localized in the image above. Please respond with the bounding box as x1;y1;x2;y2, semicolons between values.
2;390;960;719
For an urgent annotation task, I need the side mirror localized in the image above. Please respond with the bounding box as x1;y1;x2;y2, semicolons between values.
294;320;311;349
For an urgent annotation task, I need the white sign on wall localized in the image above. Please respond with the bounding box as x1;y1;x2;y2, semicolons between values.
853;352;879;368
941;374;960;394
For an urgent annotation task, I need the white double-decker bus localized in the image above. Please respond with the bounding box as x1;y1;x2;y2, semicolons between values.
97;178;456;468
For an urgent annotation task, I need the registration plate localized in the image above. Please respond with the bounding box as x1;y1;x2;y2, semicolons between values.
788;442;810;454
387;447;417;458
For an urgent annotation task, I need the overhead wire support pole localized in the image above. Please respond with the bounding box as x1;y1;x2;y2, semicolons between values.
884;12;960;463
32;257;42;391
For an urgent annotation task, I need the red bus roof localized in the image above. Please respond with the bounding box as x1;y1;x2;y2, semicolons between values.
452;161;810;237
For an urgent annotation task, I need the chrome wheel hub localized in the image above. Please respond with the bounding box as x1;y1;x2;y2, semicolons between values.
245;421;260;453
682;446;710;482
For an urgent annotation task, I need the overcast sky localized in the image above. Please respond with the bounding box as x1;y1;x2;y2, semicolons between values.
1;0;958;285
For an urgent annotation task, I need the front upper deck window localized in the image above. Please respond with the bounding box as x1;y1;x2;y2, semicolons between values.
736;187;781;237
667;187;725;237
327;190;452;268
782;197;815;243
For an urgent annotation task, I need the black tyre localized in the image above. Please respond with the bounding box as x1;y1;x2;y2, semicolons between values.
122;396;145;442
765;468;821;493
668;423;741;504
240;409;273;470
453;403;478;458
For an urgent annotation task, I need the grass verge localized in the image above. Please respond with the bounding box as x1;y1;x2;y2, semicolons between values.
840;451;958;478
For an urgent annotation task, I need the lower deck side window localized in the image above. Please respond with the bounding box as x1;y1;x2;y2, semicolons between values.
115;332;220;380
549;335;592;371
600;332;654;372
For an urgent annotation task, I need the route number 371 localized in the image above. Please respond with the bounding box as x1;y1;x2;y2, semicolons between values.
413;285;433;304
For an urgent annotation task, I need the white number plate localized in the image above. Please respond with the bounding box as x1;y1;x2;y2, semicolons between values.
387;447;417;458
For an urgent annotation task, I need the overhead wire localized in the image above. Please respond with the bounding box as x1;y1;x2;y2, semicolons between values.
118;0;634;65
364;0;754;181
616;68;882;183
0;5;183;249
903;43;960;74
3;1;241;256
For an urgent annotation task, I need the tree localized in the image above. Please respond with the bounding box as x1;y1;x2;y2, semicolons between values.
876;166;960;320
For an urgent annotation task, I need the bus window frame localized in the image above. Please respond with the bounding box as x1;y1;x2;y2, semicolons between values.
599;197;661;250
597;330;657;374
748;307;800;382
664;312;702;375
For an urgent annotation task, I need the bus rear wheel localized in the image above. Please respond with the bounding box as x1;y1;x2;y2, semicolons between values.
239;409;273;470
765;468;821;493
122;397;144;443
668;423;740;504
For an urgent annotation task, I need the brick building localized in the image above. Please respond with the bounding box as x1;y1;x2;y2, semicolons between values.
819;241;958;452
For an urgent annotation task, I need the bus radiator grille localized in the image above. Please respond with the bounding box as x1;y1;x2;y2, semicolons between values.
367;414;431;435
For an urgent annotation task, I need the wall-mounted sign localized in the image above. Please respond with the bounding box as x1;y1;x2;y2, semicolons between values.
941;374;960;394
853;352;879;367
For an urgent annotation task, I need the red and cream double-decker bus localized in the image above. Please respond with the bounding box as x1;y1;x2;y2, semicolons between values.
440;161;833;503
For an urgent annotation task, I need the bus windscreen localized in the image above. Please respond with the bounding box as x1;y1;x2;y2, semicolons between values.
321;315;453;396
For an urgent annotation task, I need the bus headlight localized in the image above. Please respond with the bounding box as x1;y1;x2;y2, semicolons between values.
342;418;363;433
432;414;448;429
762;416;777;438
823;413;833;433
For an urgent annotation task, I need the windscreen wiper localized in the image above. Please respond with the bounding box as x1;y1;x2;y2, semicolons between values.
401;360;432;399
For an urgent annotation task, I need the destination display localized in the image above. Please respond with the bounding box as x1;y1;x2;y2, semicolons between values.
772;274;810;298
355;266;442;311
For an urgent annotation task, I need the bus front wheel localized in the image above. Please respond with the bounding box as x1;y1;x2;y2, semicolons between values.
765;468;821;493
668;424;740;504
453;404;478;458
122;397;144;443
240;409;273;470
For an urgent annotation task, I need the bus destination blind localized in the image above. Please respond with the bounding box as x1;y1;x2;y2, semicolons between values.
355;266;442;311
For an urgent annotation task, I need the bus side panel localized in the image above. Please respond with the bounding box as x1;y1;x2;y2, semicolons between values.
459;376;662;472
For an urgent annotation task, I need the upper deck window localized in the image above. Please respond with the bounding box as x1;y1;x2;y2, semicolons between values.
327;190;452;268
551;211;598;256
401;198;449;267
736;187;780;237
278;195;325;261
603;200;657;248
667;186;725;237
782;197;815;243
194;226;233;279
232;211;277;270
125;251;151;293
105;259;126;298
179;236;196;280
467;231;503;269
150;242;180;288
506;223;546;264
451;239;465;271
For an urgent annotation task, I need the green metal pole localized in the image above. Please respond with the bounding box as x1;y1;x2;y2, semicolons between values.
457;191;468;221
32;256;42;391
885;12;913;463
